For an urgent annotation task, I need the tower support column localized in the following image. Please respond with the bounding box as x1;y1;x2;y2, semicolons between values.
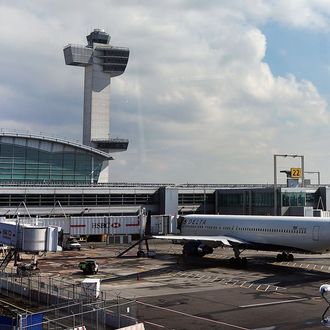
83;64;111;146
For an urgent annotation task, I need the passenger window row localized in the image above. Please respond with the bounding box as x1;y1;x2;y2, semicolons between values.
185;224;307;234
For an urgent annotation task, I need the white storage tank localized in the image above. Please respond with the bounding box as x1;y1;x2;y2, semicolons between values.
22;226;47;252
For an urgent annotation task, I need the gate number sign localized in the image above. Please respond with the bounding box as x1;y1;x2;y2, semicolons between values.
290;168;302;178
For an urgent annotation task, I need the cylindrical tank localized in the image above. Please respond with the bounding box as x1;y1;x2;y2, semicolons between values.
22;226;47;252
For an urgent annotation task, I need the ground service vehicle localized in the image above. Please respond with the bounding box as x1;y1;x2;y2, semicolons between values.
63;238;81;251
78;259;99;275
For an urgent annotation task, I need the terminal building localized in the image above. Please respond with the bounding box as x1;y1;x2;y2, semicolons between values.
0;131;111;183
0;182;328;219
0;29;129;185
0;29;330;222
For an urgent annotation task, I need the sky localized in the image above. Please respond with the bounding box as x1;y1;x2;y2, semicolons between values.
1;1;330;184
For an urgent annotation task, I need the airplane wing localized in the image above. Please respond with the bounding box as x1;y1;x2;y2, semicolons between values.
151;235;250;247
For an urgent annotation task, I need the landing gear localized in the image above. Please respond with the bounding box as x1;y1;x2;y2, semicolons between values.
229;248;247;267
182;241;214;257
276;252;294;262
137;250;145;258
229;256;247;267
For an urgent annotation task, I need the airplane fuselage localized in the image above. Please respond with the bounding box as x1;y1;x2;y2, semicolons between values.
180;214;330;253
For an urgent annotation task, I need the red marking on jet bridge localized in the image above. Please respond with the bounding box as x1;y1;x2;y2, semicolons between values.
126;221;140;227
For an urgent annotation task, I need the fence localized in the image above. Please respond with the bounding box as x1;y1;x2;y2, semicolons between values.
0;268;138;329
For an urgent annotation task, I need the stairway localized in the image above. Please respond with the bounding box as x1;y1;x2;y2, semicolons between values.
0;249;15;271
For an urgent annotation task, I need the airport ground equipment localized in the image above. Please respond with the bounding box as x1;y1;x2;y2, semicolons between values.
16;261;39;276
116;238;151;258
0;220;61;252
79;259;99;275
148;215;177;235
63;237;81;251
20;214;142;244
0;219;62;271
116;208;151;258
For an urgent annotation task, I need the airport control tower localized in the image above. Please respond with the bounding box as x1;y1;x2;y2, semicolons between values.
63;29;129;153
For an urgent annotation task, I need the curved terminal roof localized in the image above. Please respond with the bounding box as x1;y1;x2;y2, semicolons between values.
0;131;113;160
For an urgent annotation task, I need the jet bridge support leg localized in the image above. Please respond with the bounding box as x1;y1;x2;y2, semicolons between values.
116;238;150;258
117;208;150;258
0;249;16;271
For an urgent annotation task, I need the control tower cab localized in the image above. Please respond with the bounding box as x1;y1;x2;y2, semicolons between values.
63;29;129;153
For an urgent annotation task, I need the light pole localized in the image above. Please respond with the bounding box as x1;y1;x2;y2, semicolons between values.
273;154;304;216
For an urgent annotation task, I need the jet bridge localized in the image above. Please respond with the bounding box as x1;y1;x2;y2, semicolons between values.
0;219;62;271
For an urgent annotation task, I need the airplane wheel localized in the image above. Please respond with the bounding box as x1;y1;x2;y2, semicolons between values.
230;257;247;268
229;257;247;268
276;253;283;262
288;254;294;262
137;251;145;258
235;257;242;266
229;257;236;265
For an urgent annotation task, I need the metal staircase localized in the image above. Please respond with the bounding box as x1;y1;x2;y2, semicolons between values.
0;249;15;271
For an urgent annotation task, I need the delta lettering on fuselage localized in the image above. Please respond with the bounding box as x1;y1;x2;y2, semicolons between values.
182;218;206;226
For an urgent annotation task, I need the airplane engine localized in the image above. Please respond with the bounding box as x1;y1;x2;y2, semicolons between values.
183;241;213;257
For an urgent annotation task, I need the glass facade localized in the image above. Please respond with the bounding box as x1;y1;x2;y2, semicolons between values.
218;193;244;207
0;141;106;183
251;191;274;207
98;47;129;74
216;188;276;215
216;188;318;215
0;192;154;208
282;191;306;207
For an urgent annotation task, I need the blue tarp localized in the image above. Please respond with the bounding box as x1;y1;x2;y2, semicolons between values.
0;314;16;329
0;312;43;330
21;312;43;330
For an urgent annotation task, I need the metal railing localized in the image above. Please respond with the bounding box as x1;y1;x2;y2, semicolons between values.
0;181;296;188
0;268;138;329
0;129;110;158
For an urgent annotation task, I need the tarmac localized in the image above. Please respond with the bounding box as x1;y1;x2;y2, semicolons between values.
11;240;330;329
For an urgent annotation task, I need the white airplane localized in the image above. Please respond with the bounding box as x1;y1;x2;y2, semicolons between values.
152;214;330;265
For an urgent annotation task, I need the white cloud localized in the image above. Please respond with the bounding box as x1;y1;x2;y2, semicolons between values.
229;0;330;30
1;1;330;183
